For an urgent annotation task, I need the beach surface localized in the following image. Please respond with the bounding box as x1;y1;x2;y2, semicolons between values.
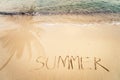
0;15;120;80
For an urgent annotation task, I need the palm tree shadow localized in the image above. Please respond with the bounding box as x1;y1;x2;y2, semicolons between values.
0;15;45;71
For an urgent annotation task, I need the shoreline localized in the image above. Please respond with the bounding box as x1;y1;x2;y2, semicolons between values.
0;13;120;23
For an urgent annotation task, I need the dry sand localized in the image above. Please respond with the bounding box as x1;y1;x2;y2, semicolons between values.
0;15;120;80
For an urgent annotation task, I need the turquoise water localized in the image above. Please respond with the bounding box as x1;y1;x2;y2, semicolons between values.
0;0;120;14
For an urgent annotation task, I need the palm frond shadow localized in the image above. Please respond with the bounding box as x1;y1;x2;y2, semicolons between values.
0;15;45;71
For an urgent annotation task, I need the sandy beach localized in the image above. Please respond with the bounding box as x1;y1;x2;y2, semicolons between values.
0;15;120;80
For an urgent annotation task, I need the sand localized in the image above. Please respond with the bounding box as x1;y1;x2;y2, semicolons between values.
0;15;120;80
